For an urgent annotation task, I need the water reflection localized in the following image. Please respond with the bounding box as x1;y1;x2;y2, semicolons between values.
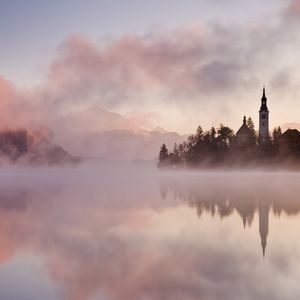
0;167;300;299
160;172;300;258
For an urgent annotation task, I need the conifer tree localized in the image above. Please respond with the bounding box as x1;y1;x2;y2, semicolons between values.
159;143;169;163
247;117;257;146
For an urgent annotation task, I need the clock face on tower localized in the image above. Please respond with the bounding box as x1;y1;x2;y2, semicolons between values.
262;122;265;127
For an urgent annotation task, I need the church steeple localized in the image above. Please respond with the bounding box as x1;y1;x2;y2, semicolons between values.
259;202;269;258
260;86;268;112
259;86;270;143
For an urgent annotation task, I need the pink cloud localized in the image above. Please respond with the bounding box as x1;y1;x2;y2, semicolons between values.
2;0;300;140
44;29;218;111
284;0;300;17
124;111;163;130
0;77;34;130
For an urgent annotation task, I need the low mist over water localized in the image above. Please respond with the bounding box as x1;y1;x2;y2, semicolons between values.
0;164;300;300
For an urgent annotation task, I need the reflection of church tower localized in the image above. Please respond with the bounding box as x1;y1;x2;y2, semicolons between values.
259;87;269;144
259;202;269;257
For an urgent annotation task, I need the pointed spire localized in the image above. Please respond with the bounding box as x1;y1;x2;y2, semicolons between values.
243;215;246;228
262;85;267;100
259;203;269;259
260;231;267;258
243;116;246;125
260;85;268;112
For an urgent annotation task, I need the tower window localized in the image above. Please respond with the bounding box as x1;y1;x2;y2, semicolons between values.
261;114;266;119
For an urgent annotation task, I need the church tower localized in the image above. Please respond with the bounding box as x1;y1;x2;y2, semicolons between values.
259;202;269;258
259;86;269;143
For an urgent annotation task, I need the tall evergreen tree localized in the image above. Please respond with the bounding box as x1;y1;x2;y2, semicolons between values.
272;126;282;150
159;144;169;163
173;143;180;163
247;117;257;146
217;124;234;149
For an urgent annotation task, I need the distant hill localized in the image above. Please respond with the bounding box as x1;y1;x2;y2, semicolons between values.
62;106;140;133
151;126;168;134
57;129;185;161
53;107;185;161
0;129;78;165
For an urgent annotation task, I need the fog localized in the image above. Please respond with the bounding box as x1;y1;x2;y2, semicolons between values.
0;163;300;299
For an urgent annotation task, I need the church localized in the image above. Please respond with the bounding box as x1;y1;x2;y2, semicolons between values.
235;87;270;147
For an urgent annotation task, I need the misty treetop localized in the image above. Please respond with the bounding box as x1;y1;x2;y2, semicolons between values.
0;129;79;165
158;120;300;169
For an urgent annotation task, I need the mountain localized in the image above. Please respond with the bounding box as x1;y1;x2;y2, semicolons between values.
52;107;185;161
123;111;162;131
57;129;184;161
152;126;168;134
62;106;139;133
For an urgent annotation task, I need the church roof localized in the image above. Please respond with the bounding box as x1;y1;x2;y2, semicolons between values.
236;116;252;136
279;129;300;142
281;129;300;138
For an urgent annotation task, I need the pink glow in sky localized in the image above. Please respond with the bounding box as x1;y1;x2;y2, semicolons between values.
0;0;300;136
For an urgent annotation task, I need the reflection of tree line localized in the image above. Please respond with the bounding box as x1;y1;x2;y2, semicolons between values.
0;184;63;212
0;189;28;211
160;177;300;256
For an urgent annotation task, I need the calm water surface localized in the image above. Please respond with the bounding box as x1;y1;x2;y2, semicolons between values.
0;164;299;300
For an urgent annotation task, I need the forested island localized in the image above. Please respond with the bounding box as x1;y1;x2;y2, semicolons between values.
157;119;300;169
158;88;300;169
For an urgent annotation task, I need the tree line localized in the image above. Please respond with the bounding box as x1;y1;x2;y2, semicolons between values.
158;117;291;169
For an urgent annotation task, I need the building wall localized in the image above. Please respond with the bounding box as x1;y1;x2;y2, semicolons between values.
259;111;269;143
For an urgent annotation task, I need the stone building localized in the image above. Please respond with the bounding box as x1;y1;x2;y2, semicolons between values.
259;87;269;143
235;116;254;148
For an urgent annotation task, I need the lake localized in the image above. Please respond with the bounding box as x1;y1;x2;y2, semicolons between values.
0;164;299;300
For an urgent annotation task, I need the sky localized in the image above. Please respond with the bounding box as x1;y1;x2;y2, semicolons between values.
0;0;282;86
0;0;300;134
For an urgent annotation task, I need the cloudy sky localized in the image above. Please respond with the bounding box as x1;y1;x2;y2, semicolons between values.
1;0;300;134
